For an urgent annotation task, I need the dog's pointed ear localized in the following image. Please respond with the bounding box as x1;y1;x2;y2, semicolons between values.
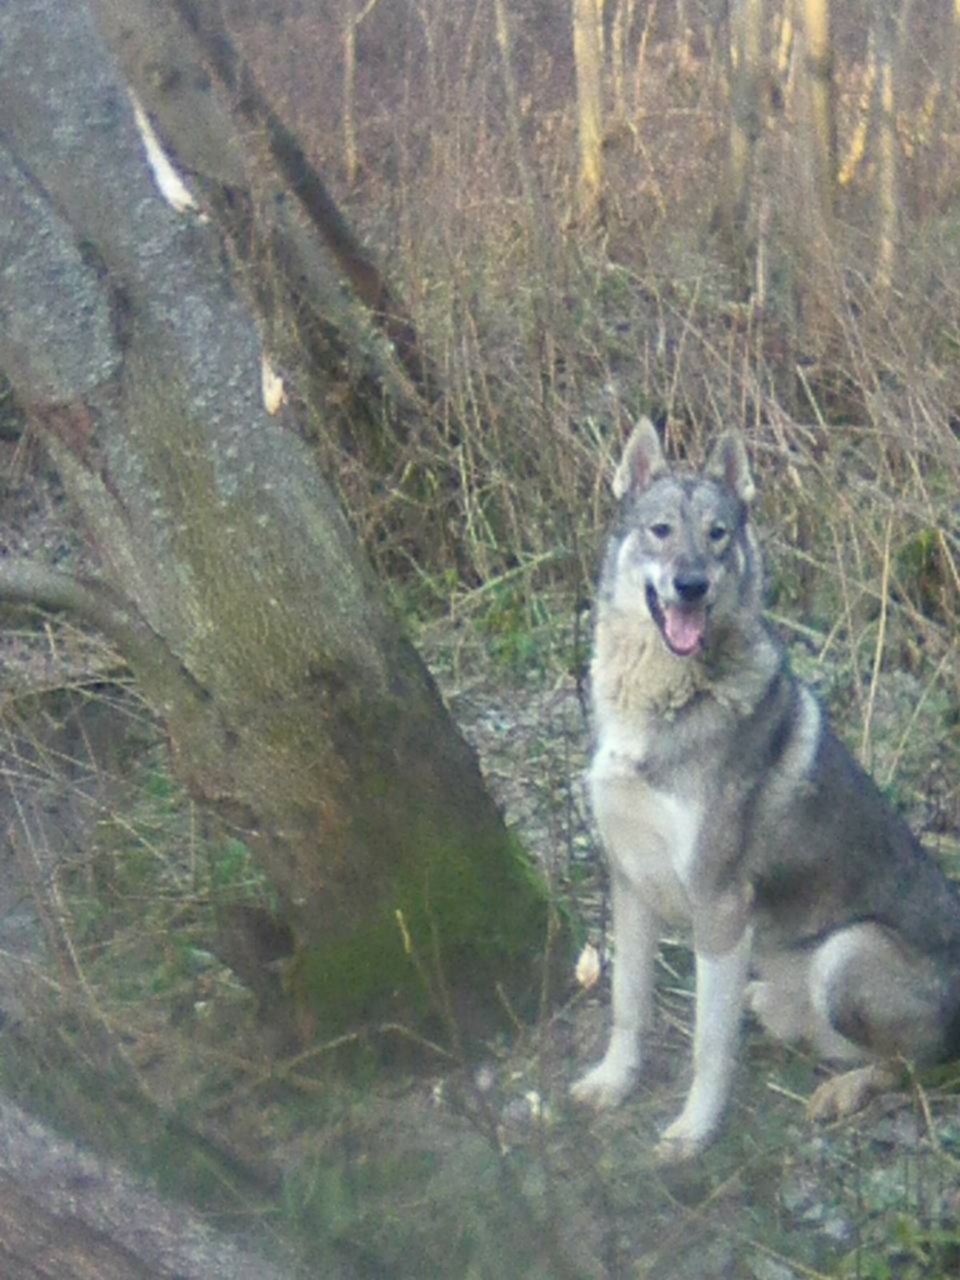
705;433;755;505
612;417;667;500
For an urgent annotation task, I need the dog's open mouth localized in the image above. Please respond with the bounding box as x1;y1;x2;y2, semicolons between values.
646;584;706;657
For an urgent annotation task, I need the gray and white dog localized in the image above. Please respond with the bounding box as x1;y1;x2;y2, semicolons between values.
572;419;960;1160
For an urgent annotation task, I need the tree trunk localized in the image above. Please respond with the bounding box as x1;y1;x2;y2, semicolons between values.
92;0;440;420
798;0;836;229
343;0;385;189
0;0;558;1042
572;0;606;220
610;0;635;119
837;28;877;190
0;1096;294;1279
724;0;765;263
793;0;837;351
875;8;898;299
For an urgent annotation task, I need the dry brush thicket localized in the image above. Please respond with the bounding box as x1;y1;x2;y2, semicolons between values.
234;0;960;798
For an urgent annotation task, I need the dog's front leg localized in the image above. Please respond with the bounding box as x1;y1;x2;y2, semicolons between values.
655;925;751;1161
571;867;658;1109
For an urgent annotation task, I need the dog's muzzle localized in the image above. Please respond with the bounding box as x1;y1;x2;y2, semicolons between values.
646;574;709;656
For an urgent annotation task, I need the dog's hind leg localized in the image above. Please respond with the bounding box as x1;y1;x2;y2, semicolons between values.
571;868;659;1109
656;928;752;1161
805;922;947;1122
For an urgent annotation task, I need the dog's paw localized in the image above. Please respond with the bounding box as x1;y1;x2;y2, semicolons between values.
653;1115;718;1164
570;1061;638;1110
807;1064;898;1123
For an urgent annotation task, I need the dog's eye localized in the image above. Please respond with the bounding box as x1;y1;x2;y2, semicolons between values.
650;522;671;540
708;524;728;543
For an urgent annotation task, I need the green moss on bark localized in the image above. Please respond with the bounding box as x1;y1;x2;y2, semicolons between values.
288;824;566;1042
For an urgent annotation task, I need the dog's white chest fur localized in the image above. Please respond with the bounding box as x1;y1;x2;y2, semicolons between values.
589;731;701;927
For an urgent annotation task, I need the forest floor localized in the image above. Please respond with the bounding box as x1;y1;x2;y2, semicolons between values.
2;438;960;1279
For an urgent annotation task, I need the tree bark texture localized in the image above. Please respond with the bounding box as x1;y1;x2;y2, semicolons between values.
87;0;436;407
788;0;837;350
798;0;836;228
874;9;898;298
725;0;764;252
572;0;606;217
0;1096;293;1279
0;0;555;1037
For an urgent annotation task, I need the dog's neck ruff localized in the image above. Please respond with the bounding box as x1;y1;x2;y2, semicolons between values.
593;605;771;720
593;609;711;717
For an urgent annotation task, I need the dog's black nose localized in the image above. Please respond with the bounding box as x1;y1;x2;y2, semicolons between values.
674;573;709;603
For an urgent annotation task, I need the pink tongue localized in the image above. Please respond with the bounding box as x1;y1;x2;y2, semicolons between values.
664;605;706;655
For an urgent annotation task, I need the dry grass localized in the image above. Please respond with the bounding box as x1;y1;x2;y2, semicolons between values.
233;3;960;730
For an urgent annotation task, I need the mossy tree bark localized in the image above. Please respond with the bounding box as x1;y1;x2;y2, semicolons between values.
0;0;559;1042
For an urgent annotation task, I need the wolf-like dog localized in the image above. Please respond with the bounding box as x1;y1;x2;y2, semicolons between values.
572;419;960;1160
